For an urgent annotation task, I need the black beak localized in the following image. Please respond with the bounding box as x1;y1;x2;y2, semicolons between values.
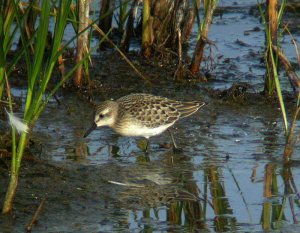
83;122;97;138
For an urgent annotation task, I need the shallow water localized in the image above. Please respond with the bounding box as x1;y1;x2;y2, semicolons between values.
2;93;299;232
1;1;300;233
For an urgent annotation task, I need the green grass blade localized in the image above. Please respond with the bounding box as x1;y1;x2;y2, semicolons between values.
30;0;73;117
3;71;17;172
269;44;288;134
33;29;110;122
30;0;51;88
278;0;286;23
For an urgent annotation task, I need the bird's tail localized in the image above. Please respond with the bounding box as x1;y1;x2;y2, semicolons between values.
176;101;206;118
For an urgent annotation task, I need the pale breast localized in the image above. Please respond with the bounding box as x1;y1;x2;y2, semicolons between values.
113;122;174;139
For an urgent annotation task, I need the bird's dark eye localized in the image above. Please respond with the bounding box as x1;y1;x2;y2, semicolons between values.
99;114;104;119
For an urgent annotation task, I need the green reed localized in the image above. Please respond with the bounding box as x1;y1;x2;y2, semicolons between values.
2;0;73;213
258;1;300;162
268;31;288;133
116;0;130;34
283;27;300;160
2;0;108;212
0;1;19;101
258;3;287;127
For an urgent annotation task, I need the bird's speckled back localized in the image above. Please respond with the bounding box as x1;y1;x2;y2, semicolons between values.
116;93;203;128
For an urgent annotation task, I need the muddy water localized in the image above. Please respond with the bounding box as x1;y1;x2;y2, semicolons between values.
1;1;300;233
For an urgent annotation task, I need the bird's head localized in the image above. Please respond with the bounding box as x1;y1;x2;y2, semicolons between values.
83;100;118;137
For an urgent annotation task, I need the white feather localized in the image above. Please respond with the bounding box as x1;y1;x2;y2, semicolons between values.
107;180;144;187
5;109;29;134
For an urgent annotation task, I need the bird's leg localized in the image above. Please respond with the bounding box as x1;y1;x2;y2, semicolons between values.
168;129;183;153
145;138;150;155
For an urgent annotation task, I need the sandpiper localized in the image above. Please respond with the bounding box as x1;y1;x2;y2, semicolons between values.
84;93;205;152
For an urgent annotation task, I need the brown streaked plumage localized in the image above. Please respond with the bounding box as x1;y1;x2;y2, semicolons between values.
84;93;205;151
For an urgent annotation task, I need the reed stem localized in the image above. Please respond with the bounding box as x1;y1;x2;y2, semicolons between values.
74;0;90;87
190;0;217;74
142;0;152;57
264;0;278;96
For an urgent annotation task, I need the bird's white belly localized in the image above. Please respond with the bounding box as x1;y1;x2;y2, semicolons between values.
117;123;174;138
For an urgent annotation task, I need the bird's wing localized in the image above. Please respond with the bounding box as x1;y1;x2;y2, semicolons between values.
118;94;179;128
172;101;205;119
118;94;204;128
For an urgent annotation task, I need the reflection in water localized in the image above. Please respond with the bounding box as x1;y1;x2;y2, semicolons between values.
260;116;280;156
105;151;241;232
261;163;300;230
104;153;300;231
206;166;236;232
26;94;300;232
